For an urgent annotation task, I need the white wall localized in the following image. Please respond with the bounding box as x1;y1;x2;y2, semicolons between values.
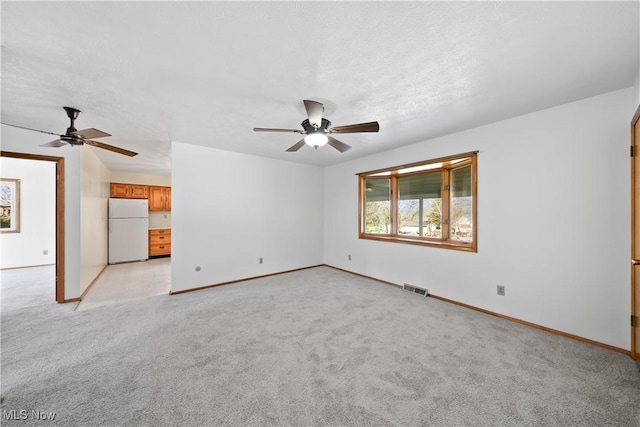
324;87;636;350
634;67;640;106
171;142;323;292
109;171;171;186
1;126;82;300
80;148;110;294
0;157;56;268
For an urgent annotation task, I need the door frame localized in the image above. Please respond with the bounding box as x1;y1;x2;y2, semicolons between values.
631;105;640;361
1;151;65;303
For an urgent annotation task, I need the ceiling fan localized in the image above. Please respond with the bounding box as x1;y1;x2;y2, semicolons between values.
253;100;379;152
1;107;138;157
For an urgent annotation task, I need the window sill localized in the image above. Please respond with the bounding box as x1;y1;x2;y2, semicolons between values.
359;234;477;252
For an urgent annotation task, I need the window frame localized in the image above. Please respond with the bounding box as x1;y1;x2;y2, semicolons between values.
358;151;478;252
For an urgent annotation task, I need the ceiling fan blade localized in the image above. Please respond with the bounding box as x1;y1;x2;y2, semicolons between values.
73;128;111;139
40;139;67;148
253;127;303;133
85;140;138;157
303;100;324;128
1;122;60;136
331;121;380;134
327;136;351;153
286;139;306;152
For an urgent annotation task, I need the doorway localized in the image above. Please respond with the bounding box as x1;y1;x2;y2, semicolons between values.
0;151;65;302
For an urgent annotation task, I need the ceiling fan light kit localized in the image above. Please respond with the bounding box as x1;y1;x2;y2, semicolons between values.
1;107;138;157
304;132;328;148
253;99;379;153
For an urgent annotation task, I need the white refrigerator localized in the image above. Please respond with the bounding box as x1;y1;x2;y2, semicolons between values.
108;198;149;264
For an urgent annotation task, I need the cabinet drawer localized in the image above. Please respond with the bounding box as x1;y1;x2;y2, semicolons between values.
149;243;171;256
150;235;171;244
149;229;171;236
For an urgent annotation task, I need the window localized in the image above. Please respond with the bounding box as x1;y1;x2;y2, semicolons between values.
358;152;477;252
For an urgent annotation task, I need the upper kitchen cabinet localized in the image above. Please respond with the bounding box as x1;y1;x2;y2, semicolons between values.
149;186;171;211
110;183;148;199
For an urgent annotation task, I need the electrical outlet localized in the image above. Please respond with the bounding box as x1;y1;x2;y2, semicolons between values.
348;254;351;261
43;250;48;255
497;285;505;296
259;258;263;264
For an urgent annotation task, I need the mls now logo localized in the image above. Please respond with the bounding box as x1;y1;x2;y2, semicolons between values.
3;409;56;421
2;410;27;420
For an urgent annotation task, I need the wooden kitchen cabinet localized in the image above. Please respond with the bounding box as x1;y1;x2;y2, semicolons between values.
110;183;148;199
149;229;171;256
149;186;171;211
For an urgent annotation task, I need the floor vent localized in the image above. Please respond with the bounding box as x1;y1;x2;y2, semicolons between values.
403;283;429;297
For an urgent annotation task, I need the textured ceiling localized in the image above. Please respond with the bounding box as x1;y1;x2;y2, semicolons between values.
2;1;638;175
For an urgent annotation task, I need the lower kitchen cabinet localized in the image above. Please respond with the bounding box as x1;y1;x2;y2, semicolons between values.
149;229;171;257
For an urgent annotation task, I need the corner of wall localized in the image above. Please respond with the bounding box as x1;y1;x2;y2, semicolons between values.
322;87;634;350
79;148;110;294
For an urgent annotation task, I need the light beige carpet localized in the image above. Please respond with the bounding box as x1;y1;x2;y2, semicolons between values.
1;266;639;426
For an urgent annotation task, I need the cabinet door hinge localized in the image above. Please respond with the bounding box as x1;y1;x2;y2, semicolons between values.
632;315;639;327
631;146;636;157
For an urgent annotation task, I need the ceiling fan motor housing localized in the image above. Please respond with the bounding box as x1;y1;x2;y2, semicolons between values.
301;118;331;134
61;135;84;146
253;99;378;153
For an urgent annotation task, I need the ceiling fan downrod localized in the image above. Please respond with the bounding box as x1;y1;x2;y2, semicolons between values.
63;106;81;135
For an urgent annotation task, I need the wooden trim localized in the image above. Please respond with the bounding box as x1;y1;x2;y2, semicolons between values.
1;151;65;303
358;152;477;252
356;151;479;176
428;294;629;356
441;166;451;240
325;264;402;289
359;175;393;237
631;104;640;361
0;263;55;271
0;151;63;163
64;297;81;303
168;265;324;295
56;157;65;303
358;175;364;238
632;110;636;360
390;175;398;235
0;177;20;233
324;264;629;355
358;234;477;252
471;154;478;249
80;264;108;300
632;104;640;127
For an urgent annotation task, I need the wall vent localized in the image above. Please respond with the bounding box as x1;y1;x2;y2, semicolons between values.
403;283;429;297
